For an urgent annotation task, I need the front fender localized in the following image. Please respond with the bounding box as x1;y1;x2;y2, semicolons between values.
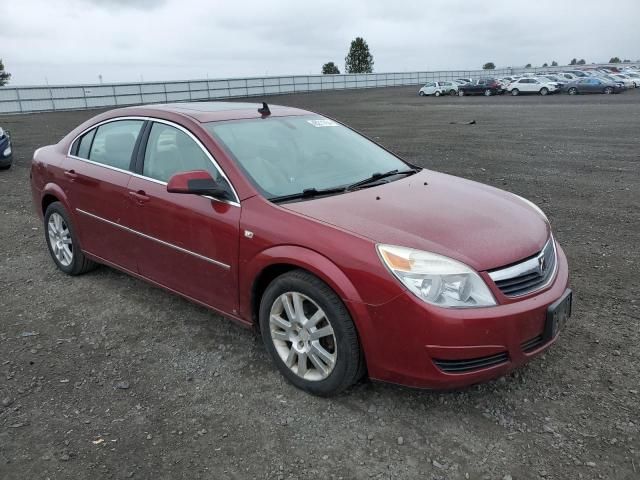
239;245;377;360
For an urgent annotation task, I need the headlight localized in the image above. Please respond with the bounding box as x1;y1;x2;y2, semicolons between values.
0;127;4;138
515;194;548;222
377;245;496;308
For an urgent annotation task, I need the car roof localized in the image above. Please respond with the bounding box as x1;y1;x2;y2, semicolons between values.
114;101;310;123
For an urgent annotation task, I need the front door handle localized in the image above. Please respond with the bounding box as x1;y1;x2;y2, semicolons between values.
64;169;78;180
129;190;150;204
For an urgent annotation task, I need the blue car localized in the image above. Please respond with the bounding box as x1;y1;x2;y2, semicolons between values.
0;126;12;169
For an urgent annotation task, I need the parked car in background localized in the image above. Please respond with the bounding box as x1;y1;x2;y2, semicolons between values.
612;74;636;88
563;78;622;95
29;101;571;395
0;126;13;170
540;75;568;89
622;72;640;87
507;77;559;96
556;72;581;82
458;78;502;96
418;81;459;97
456;78;473;84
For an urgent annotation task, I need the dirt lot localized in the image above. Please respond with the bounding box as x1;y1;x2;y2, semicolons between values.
1;87;639;480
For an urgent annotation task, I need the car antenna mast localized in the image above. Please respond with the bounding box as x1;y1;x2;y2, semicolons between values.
258;102;271;116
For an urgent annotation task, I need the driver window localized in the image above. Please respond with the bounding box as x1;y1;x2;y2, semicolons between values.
143;122;221;183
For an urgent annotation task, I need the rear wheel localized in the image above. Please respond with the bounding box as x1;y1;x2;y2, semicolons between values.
484;89;492;96
418;91;426;96
458;90;465;97
44;202;97;275
259;270;364;396
511;88;520;96
434;91;441;97
568;87;578;95
539;87;549;96
449;89;457;96
604;87;613;94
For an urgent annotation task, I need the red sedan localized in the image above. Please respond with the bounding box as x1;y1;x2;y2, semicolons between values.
30;101;571;396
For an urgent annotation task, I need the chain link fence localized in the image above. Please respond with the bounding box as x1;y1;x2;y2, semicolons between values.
1;64;635;115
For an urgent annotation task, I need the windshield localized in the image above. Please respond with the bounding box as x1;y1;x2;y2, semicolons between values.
205;115;410;199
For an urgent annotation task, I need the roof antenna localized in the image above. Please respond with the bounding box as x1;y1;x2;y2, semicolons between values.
258;102;271;116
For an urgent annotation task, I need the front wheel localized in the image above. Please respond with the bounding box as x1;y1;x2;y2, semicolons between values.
539;87;549;96
604;87;613;94
568;87;578;95
458;90;465;97
434;91;441;97
449;89;457;96
484;89;492;96
418;91;426;96
259;270;364;396
44;202;97;275
511;88;520;96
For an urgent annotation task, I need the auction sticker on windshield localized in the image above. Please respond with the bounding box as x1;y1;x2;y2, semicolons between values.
307;119;339;127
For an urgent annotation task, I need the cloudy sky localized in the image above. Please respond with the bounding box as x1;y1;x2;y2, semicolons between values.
2;0;639;86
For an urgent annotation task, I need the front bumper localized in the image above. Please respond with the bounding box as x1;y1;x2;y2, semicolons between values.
361;243;570;389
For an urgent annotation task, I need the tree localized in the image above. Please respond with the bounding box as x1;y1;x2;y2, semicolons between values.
525;63;532;68
551;61;558;66
577;59;586;65
609;56;621;63
542;63;548;67
344;37;374;74
570;58;577;65
482;62;495;70
0;58;11;87
322;62;340;74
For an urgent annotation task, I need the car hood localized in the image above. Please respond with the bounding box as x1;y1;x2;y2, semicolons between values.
282;170;550;271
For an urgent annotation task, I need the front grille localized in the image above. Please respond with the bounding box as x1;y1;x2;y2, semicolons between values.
488;237;557;297
521;334;544;353
433;352;509;374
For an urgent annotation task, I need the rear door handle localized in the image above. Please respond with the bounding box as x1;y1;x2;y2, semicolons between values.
129;190;150;204
64;169;78;180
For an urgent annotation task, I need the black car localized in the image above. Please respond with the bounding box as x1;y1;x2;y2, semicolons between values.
0;126;12;169
458;78;503;96
563;78;622;95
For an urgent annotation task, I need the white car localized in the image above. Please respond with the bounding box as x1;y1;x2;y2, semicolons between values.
556;72;581;82
612;74;636;88
418;81;459;97
622;72;640;87
507;77;558;96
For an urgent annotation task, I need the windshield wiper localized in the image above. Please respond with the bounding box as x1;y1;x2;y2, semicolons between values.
347;168;418;191
269;186;347;203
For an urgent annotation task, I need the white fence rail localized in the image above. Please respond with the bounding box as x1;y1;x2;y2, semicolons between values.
0;65;636;115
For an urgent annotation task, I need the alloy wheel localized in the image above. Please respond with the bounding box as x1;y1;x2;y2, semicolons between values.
511;89;519;96
269;292;337;381
484;89;492;96
47;212;73;266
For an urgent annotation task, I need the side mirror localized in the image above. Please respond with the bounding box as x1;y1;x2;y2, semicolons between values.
167;170;229;199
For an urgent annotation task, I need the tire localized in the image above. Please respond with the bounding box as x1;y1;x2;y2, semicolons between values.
568;87;578;95
259;270;364;396
604;87;613;94
44;202;97;275
449;89;457;96
539;87;549;96
418;91;426;96
484;89;492;96
434;91;441;97
0;164;11;170
511;88;520;96
458;90;465;97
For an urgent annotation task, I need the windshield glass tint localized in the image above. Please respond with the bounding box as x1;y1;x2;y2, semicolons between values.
205;115;408;198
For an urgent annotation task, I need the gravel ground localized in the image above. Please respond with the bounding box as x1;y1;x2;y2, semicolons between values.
1;87;639;480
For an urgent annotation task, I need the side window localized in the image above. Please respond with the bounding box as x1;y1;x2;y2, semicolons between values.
76;129;96;159
89;120;144;170
70;128;96;158
142;122;222;184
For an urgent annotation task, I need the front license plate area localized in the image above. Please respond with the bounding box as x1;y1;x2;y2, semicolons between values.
544;289;572;341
